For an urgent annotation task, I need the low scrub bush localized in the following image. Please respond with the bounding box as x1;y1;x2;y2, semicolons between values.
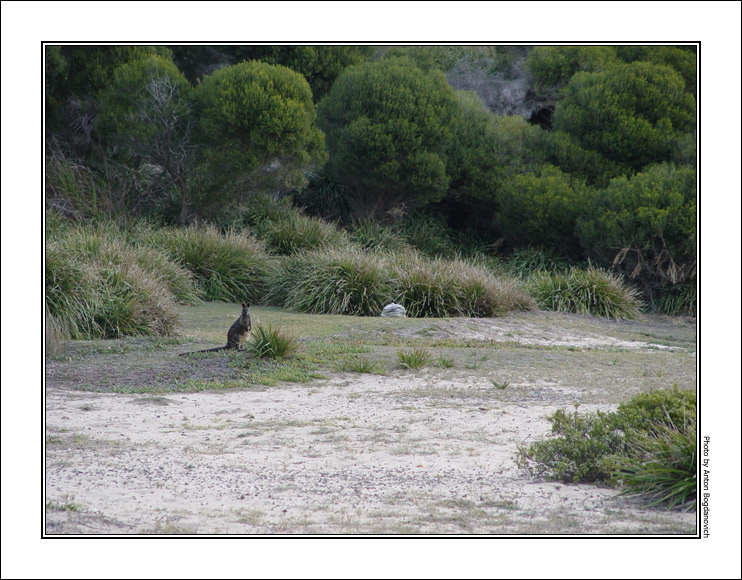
528;266;642;319
516;388;697;509
139;225;273;303
245;323;298;359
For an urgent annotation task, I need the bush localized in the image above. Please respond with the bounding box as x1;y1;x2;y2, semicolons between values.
516;406;626;484
194;60;326;194
494;165;592;254
526;46;619;93
137;225;274;303
577;163;696;311
516;388;697;496
551;62;696;174
528;267;643;320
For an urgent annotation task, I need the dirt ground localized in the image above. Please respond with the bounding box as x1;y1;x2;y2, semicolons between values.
44;308;697;535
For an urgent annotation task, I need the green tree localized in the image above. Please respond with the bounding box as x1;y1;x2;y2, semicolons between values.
551;62;696;179
97;56;195;223
193;60;327;202
577;163;696;297
318;57;460;220
616;45;697;96
60;45;173;97
526;46;619;93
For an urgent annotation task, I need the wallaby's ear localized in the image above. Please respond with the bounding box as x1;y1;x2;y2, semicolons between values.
246;303;251;308
241;302;246;308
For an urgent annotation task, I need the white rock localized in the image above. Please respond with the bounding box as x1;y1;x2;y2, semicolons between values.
381;303;406;317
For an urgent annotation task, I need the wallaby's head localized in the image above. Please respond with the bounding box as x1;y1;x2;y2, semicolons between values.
241;303;251;315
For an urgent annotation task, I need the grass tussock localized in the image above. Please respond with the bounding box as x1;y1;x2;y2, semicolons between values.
617;418;697;511
267;248;396;316
45;225;185;339
528;267;642;320
137;225;274;303
397;348;432;370
245;323;299;359
392;253;534;318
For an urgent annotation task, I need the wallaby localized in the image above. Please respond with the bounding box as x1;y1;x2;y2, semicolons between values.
179;303;252;356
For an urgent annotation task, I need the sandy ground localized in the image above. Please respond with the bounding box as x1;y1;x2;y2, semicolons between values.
44;312;697;536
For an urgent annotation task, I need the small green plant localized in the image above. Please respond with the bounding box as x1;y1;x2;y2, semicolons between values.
336;356;386;374
245;323;298;359
397;348;432;370
435;355;455;368
490;379;509;390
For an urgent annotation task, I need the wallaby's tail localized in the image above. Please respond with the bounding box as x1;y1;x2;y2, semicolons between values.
178;345;229;357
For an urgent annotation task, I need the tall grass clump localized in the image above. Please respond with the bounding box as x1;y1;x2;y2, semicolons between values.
138;225;274;303
267;248;395;316
257;212;349;255
617;418;697;511
349;219;411;253
528;266;642;319
245;323;298;359
391;253;534;318
392;252;460;317
45;227;182;339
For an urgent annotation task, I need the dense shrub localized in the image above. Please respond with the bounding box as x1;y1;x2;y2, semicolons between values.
577;163;696;311
528;267;643;320
193;60;326;195
494;165;591;254
526;45;619;93
516;388;697;500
